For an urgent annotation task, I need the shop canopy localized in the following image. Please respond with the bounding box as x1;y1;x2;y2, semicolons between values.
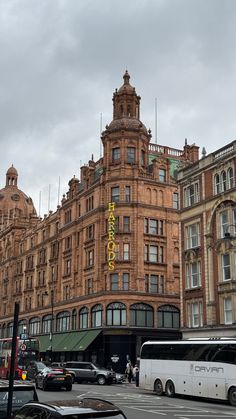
38;329;101;352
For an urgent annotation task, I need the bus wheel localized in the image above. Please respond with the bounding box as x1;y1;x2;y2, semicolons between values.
154;379;163;396
228;387;236;406
165;380;175;398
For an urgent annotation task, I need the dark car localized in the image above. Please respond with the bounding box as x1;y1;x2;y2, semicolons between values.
63;361;116;385
0;379;38;419
26;361;47;380
35;367;72;391
13;398;127;419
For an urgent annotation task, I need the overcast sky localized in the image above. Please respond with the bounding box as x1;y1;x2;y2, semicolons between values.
1;0;236;216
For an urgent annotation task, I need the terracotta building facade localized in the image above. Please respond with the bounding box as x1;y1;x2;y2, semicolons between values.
178;141;236;338
0;72;199;371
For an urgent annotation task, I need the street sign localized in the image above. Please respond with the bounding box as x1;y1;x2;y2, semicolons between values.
21;343;26;352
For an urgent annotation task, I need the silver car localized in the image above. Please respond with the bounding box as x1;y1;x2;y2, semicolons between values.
63;362;116;385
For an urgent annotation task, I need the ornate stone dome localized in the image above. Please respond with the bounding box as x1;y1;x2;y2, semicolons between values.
106;71;148;134
108;117;148;133
0;165;37;221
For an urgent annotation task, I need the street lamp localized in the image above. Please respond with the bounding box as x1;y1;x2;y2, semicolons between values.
49;289;54;362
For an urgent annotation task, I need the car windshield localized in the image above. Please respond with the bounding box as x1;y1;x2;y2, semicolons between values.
35;362;47;370
0;389;36;407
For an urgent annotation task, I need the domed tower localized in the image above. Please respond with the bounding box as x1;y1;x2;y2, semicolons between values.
102;71;151;171
0;165;37;229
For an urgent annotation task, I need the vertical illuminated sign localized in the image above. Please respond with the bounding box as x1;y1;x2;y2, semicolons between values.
107;202;116;270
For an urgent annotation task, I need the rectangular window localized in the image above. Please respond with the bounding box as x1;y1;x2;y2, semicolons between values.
65;235;72;250
127;147;135;163
86;224;94;240
186;261;201;288
224;298;232;324
145;274;164;293
123;243;130;260
144;218;164;235
150;245;158;262
184;182;199;207
220;211;229;238
64;259;71;275
159;169;166;182
186;223;199;249
122;273;129;290
187;301;203;328
87;278;93;295
111;273;119;290
111;187;120;202
87;249;94;267
222;253;231;280
112;147;120;162
65;209;72;224
123;216;130;233
86;196;94;212
149;219;158;235
173;192;179;209
125;186;131;202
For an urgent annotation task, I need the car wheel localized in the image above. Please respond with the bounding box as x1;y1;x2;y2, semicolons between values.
97;375;106;385
66;385;72;391
154;379;163;396
70;374;75;384
228;386;236;406
165;380;175;397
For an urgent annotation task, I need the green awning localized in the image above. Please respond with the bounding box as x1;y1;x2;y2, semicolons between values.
72;330;101;351
38;330;101;353
38;335;51;352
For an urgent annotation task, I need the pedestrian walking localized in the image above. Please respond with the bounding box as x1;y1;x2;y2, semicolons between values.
126;361;133;383
133;364;139;387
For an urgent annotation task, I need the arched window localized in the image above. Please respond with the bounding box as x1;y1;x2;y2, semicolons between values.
107;302;126;326
214;173;220;194
91;304;103;327
228;167;234;189
72;309;77;330
18;320;27;335
130;303;153;327
79;307;88;329
56;311;70;332
157;305;180;328
42;315;52;333
29;317;40;335
7;322;14;338
221;171;227;191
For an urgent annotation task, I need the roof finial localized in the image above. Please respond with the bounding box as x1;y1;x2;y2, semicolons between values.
123;70;130;85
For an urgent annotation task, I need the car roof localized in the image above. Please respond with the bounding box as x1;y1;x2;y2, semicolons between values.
19;398;124;415
0;379;36;389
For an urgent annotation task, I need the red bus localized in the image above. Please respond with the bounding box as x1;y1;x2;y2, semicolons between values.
0;336;40;379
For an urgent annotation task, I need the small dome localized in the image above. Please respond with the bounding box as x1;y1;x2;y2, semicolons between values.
117;70;135;94
6;165;18;176
0;166;37;223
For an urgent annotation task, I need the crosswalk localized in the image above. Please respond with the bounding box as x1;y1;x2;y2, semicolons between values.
79;391;236;418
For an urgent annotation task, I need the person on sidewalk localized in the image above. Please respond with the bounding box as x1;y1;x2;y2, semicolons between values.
133;364;139;387
126;361;133;383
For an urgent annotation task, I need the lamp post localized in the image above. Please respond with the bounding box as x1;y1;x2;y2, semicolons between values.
50;289;54;362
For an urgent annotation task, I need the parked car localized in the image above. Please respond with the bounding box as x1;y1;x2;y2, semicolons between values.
35;367;72;391
26;361;47;381
0;379;38;419
63;361;116;385
13;398;127;419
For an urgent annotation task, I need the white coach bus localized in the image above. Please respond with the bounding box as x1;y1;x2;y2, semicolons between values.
139;339;236;406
